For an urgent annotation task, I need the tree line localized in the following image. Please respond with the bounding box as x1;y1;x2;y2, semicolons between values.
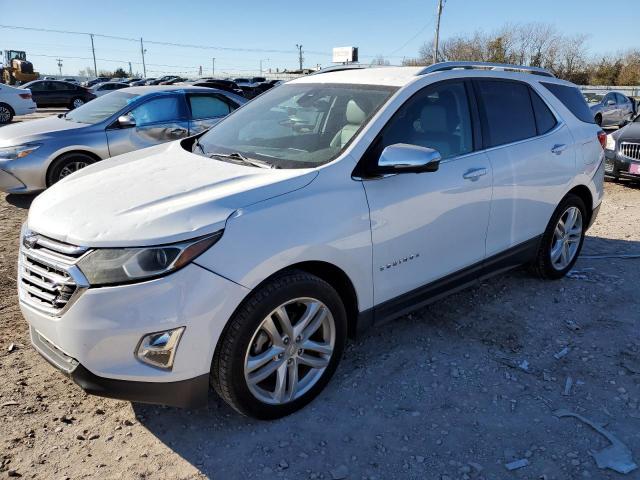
397;22;640;86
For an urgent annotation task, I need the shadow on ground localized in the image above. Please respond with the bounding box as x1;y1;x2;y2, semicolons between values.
5;193;38;209
133;235;640;479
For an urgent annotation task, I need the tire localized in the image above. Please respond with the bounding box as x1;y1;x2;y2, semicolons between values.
211;270;347;419
595;114;602;127
47;152;96;186
0;103;14;124
69;97;85;110
529;194;587;280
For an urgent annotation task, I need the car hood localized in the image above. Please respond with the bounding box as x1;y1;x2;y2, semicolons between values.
613;121;640;142
0;116;88;147
28;141;317;247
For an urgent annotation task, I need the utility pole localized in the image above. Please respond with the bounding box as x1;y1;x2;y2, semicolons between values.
296;44;303;71
56;58;63;76
433;0;444;64
212;57;215;76
128;62;133;76
140;38;147;78
89;34;98;77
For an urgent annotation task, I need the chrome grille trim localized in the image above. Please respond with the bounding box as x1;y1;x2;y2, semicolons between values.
620;142;640;162
18;228;89;317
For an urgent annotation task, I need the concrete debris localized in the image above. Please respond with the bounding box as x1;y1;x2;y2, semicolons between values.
562;376;573;396
504;458;529;470
554;409;638;474
554;347;570;360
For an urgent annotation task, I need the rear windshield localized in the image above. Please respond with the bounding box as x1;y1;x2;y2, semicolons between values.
541;82;595;124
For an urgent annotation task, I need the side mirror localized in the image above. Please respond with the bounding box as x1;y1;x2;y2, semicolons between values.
117;114;136;128
378;143;441;174
606;99;616;106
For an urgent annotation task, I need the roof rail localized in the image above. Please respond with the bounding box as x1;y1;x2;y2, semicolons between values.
310;64;369;75
417;61;555;78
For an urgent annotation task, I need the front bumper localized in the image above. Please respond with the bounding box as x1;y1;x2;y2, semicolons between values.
21;263;250;407
604;150;640;179
0;153;49;194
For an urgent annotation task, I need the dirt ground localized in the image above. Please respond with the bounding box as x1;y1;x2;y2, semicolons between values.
1;173;639;479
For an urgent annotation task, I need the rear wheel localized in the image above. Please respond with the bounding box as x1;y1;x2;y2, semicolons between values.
211;271;347;419
530;194;587;279
0;103;14;124
47;152;95;186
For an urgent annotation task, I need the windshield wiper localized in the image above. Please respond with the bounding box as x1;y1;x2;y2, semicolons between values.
208;152;273;169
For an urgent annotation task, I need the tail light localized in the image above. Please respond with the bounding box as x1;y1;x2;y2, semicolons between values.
18;93;32;99
597;130;607;150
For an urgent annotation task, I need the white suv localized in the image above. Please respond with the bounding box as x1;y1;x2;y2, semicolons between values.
19;62;604;419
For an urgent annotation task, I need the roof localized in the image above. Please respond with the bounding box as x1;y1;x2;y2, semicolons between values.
290;66;423;87
121;85;219;94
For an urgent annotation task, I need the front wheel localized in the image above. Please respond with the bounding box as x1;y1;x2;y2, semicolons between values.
530;194;587;279
211;271;347;419
69;97;84;109
47;152;95;186
0;103;13;124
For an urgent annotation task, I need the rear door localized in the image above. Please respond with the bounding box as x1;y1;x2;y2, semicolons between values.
28;81;53;106
186;92;237;134
615;93;632;123
105;93;190;157
476;78;577;256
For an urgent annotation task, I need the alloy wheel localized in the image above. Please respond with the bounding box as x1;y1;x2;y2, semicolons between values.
72;98;84;108
58;161;88;179
244;297;335;405
550;206;583;270
0;106;11;123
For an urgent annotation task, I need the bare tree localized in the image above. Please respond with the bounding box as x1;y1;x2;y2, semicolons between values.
370;55;391;66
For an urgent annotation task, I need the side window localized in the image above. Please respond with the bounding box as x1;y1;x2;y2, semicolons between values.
476;80;537;148
369;81;473;162
540;82;594;124
53;82;73;91
129;95;183;126
188;95;231;119
29;82;45;92
529;89;557;135
604;93;615;105
615;93;628;104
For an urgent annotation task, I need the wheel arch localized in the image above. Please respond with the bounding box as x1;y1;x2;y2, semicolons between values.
566;184;594;225
45;149;102;186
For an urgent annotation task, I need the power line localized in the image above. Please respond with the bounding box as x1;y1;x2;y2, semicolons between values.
387;17;436;57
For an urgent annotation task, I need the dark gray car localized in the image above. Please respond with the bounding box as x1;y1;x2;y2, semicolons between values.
0;85;246;193
589;91;635;127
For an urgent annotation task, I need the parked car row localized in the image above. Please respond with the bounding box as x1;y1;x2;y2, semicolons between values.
0;85;246;191
584;90;636;127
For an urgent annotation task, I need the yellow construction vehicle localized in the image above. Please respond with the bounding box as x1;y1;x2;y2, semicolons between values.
1;50;39;85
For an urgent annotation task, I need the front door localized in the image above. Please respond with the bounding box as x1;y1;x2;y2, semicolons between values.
106;93;190;157
358;80;492;306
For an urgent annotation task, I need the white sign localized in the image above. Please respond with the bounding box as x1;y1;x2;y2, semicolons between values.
332;46;358;63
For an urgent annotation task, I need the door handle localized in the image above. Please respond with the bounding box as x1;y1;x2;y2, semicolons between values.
462;167;487;181
551;143;567;155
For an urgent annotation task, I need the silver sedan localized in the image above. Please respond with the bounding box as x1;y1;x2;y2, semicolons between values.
0;85;246;193
588;91;635;128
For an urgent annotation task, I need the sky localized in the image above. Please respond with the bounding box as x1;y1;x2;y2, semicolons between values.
0;0;638;78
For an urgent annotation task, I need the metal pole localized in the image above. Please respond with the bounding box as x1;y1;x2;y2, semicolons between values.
212;57;215;76
90;34;98;77
296;44;303;71
56;58;63;76
140;38;147;78
433;0;444;64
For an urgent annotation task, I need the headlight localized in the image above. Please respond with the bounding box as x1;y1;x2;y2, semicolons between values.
77;231;222;286
0;144;41;160
605;135;616;151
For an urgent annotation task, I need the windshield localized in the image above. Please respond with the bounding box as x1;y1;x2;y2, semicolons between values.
65;91;140;124
196;83;397;169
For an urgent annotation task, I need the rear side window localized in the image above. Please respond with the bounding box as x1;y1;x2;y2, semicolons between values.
615;93;628;104
130;95;183;125
530;89;557;135
475;80;537;148
541;82;595;124
188;95;231;119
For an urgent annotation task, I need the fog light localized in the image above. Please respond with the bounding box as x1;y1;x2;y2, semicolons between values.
135;327;185;370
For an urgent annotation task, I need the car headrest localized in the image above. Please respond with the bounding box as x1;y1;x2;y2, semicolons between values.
419;104;449;133
346;99;367;125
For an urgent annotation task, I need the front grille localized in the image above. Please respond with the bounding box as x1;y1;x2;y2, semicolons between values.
620;142;640;161
18;230;89;316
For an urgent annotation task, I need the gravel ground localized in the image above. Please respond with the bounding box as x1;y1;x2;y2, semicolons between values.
1;172;639;479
